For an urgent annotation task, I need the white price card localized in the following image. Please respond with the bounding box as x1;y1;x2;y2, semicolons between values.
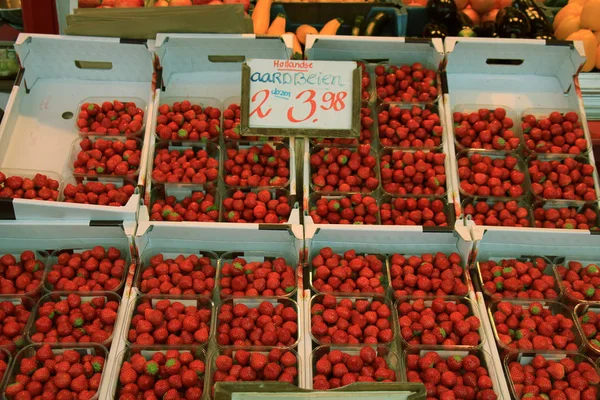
240;59;361;138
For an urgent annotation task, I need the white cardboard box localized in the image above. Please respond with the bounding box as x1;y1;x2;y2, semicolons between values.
0;34;154;221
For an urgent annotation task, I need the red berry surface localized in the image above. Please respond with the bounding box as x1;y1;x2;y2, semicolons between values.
216;300;298;347
453;107;519;151
309;194;379;225
4;344;106;400
374;63;438;103
151;147;219;185
380;150;446;195
528;156;597;201
507;354;599;400
389;252;466;298
457;152;526;198
0;251;45;296
0;300;32;351
219;256;295;298
45;246;127;292
222;189;291;223
311;247;386;295
139;253;216;296
533;204;598;230
378;104;443;148
156;100;220;141
521;111;587;154
0;172;60;201
128;298;211;346
359;61;371;101
555;261;600;302
310;294;394;345
491;300;580;351
405;351;498;400
479;257;558;300
577;308;600;352
310;145;379;193
150;191;218;222
63;180;134;207
464;199;531;227
397;298;482;347
117;349;206;400
380;196;449;226
314;106;375;146
73;138;141;176
224;144;290;187
312;345;397;389
77;100;144;136
0;350;8;386
30;294;117;344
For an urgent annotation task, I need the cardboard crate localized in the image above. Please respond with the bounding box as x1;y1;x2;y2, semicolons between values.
0;34;154;221
443;37;600;233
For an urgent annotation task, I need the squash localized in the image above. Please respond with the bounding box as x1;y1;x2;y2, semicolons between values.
553;3;582;31
462;8;480;25
455;0;469;10
594;30;600;44
580;0;600;31
252;0;273;35
284;32;303;60
596;44;600;69
567;29;597;72
320;18;343;35
555;15;581;40
296;24;318;44
267;13;286;35
471;0;494;14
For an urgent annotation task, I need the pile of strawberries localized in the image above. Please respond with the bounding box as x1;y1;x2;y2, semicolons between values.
31;294;117;344
577;308;600;351
528;156;597;201
478;257;559;300
521;111;587;155
378;105;443;148
380;197;449;226
534;204;599;230
309;194;379;225
156;100;221;141
310;145;379;193
310;294;393;345
491;301;579;351
45;246;127;292
118;349;206;400
0;300;32;351
453;107;519;151
313;346;397;389
375;63;438;103
4;344;106;400
128;299;212;346
213;349;297;390
151;147;219;185
0;172;60;201
507;354;599;400
77;99;144;136
311;247;386;295
150;190;219;222
223;102;243;140
555;260;600;301
359;62;371;101
389;252;467;298
314;107;375;146
224;144;290;187
63;180;135;207
0;350;8;387
219;256;295;298
464;199;531;227
397;298;482;347
0;251;45;295
458;152;526;198
222;189;291;223
138;253;216;296
216;301;298;347
406;351;498;400
73;138;141;176
380;150;446;195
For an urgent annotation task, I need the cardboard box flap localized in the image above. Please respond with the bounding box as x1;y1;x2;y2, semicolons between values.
15;34;152;90
155;34;292;87
444;38;585;93
304;36;444;67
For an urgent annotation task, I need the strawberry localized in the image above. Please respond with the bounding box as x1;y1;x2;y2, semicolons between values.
454;107;518;151
152;145;219;186
310;146;379;193
521;111;587;155
224;144;290;188
377;104;443;148
78;100;144;136
380;149;446;196
375;63;438;103
219;256;295;298
556;260;600;302
155;100;220;141
0;172;60;202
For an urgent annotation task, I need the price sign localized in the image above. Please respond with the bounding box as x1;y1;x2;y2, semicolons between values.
240;59;361;138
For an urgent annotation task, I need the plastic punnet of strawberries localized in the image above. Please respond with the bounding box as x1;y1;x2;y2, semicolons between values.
555;260;600;302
